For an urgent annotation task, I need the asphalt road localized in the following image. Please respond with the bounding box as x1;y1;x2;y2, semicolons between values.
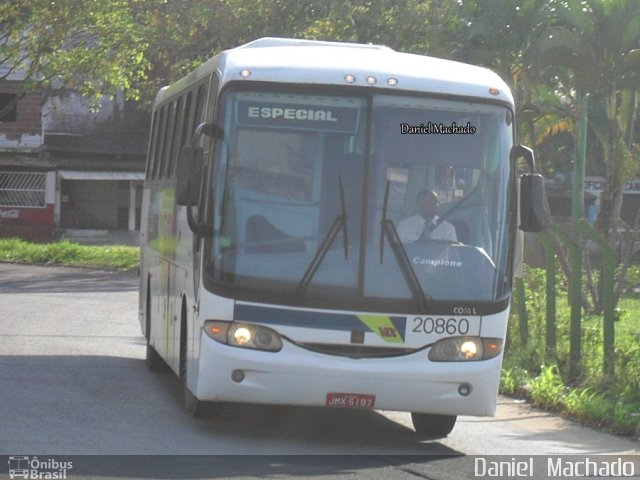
0;263;638;479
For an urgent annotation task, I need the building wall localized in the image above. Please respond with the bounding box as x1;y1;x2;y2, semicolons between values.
0;171;55;242
61;180;118;229
0;69;144;243
43;91;124;134
0;80;43;149
0;79;50;241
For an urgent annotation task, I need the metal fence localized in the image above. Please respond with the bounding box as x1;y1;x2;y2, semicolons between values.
0;172;46;208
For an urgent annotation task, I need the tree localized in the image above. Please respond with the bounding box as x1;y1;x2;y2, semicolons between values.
0;0;423;110
535;0;640;311
536;0;640;241
129;0;436;107
0;0;150;104
445;0;547;128
299;0;432;53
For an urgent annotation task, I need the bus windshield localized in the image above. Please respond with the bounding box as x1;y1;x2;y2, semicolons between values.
208;89;514;311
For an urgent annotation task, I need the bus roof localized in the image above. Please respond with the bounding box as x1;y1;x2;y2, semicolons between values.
155;37;514;106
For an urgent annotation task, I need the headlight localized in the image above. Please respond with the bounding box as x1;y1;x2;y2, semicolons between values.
204;321;283;352
428;337;502;362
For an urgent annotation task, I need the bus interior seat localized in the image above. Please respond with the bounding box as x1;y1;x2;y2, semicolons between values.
245;215;306;254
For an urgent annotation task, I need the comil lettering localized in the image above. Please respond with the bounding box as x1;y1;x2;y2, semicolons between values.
247;106;338;122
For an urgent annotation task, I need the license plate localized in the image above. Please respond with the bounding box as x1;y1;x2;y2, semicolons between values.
326;392;376;409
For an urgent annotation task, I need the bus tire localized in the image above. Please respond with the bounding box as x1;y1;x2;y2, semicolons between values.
146;344;165;372
180;299;207;417
411;413;457;438
182;378;206;417
145;288;165;372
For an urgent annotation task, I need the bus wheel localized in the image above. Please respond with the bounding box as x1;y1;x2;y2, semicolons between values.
411;413;457;438
146;342;164;372
145;290;164;372
180;302;207;417
182;374;206;417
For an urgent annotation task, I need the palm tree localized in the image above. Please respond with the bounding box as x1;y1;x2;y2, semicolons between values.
448;0;547;134
533;0;639;379
535;0;640;242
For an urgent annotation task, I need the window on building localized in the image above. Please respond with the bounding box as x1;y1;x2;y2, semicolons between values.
0;93;18;122
0;172;46;207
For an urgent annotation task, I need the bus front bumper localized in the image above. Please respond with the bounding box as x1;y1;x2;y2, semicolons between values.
195;335;502;417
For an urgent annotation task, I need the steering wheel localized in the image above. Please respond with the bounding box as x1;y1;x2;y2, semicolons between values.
417;238;463;245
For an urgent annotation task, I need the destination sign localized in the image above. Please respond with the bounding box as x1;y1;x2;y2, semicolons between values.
237;101;360;132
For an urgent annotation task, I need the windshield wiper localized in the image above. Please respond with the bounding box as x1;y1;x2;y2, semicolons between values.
293;177;348;299
380;181;429;310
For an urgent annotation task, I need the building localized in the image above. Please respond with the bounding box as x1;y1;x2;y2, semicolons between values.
546;175;640;226
0;76;147;244
0;79;53;242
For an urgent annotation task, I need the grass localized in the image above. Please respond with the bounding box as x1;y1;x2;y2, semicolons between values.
0;238;139;270
502;265;640;438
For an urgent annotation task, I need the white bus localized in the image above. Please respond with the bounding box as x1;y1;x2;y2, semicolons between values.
139;37;543;438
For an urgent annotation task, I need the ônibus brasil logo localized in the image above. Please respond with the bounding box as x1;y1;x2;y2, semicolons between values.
8;456;73;479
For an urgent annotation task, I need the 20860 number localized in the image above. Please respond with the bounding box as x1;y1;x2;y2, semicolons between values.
412;317;470;335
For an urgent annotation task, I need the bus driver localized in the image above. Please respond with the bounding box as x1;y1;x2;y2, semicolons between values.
397;189;457;243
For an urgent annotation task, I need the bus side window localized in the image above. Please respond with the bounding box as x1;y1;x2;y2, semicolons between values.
153;106;167;179
146;111;160;180
161;101;177;178
184;91;196;143
180;92;192;149
169;96;185;178
194;84;205;126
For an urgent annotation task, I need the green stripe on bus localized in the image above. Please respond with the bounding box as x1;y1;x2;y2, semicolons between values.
357;315;404;343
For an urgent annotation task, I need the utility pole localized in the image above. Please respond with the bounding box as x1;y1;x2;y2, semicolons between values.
569;91;587;381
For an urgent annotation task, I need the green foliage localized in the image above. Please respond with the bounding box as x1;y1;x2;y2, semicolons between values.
535;0;640;241
503;266;640;436
448;0;546;83
40;1;461;106
563;387;638;435
299;0;432;53
503;355;640;435
527;365;566;409
0;238;139;271
499;365;530;397
0;0;150;102
131;0;437;106
626;264;640;294
615;334;640;392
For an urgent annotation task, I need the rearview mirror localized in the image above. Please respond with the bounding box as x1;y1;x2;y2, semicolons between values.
176;145;203;206
520;173;545;232
513;144;544;232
